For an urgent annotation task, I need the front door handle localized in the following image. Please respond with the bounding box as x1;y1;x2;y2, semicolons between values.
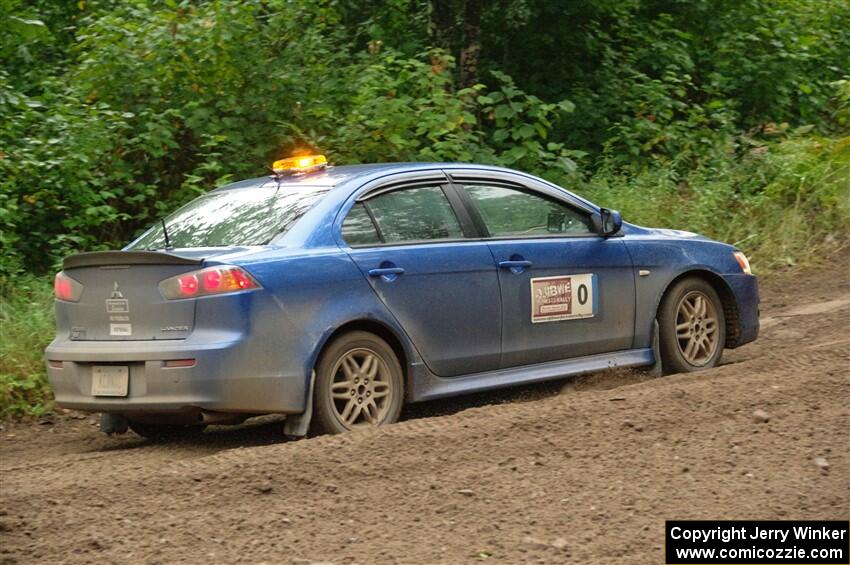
498;255;532;274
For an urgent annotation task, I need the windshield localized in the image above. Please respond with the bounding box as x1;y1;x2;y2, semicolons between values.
128;183;327;249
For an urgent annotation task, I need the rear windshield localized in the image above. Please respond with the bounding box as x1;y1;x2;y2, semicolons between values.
128;183;327;249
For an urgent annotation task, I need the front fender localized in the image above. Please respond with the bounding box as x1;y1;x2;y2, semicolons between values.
624;236;749;348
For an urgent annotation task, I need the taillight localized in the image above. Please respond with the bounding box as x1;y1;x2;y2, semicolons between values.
202;269;221;291
159;266;260;299
54;272;84;302
179;274;199;296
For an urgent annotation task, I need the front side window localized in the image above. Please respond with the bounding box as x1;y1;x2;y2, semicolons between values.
343;185;463;246
128;183;327;249
462;184;593;237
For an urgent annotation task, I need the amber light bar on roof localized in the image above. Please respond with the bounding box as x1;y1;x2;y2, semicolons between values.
272;154;328;175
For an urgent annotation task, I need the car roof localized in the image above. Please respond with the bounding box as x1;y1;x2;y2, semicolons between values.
202;161;603;250
212;162;526;193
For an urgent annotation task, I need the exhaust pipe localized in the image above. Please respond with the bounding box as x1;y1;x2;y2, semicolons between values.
197;411;246;425
100;413;129;434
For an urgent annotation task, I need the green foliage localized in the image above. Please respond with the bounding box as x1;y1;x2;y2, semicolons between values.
0;277;54;417
479;0;850;163
831;79;850;128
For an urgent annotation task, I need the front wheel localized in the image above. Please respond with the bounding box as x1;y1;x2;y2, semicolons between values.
658;277;726;374
311;331;404;435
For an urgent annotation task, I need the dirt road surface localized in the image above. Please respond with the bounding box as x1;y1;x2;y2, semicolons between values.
1;256;848;564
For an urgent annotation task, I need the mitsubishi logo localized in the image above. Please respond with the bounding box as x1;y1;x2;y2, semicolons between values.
110;282;124;299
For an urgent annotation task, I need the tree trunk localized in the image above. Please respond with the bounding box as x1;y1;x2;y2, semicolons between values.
429;0;453;52
458;0;482;88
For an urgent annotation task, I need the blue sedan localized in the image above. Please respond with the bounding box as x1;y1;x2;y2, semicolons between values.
45;157;759;437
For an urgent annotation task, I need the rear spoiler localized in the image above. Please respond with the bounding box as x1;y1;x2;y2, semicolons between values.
63;251;203;270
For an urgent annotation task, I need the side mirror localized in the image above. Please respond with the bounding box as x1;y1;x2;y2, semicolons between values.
598;208;622;236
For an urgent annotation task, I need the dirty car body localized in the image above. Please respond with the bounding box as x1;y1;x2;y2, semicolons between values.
45;163;759;428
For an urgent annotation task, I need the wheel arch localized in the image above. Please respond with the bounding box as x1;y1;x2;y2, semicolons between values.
310;318;412;399
657;269;741;348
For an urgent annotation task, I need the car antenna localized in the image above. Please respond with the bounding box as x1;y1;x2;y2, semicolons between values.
265;164;285;196
161;218;173;250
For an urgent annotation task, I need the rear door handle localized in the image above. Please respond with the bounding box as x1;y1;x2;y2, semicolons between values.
368;267;405;277
498;260;533;269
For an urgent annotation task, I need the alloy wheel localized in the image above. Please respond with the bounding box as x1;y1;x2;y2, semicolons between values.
330;348;393;428
674;290;721;366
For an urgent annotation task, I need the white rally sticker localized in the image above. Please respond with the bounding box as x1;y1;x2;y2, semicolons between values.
105;298;129;313
110;323;132;336
530;274;596;323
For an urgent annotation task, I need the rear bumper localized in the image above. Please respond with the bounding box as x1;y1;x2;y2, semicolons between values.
723;273;759;347
44;337;307;415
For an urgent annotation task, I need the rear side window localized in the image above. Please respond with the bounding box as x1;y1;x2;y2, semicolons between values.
129;183;327;249
462;184;593;237
343;185;464;246
341;203;381;246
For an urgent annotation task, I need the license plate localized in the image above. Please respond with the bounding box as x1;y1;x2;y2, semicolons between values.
91;365;129;397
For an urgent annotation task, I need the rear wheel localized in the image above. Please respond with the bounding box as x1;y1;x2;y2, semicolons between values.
128;421;207;439
312;331;404;435
658;277;725;374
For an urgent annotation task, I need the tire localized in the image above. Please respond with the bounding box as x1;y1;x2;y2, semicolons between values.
658;277;726;374
128;421;207;439
311;331;404;435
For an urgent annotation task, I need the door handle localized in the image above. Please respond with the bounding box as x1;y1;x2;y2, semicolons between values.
368;267;405;277
498;260;533;269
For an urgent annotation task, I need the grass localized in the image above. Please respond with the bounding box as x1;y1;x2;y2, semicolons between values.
0;132;847;418
585;133;850;273
0;276;55;418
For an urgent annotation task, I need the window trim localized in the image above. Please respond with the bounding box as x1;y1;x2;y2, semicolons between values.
355;175;448;202
449;178;600;240
337;169;608;250
360;202;385;242
446;169;599;215
345;237;477;250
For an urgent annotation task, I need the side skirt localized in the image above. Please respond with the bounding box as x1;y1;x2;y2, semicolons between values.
408;348;655;403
